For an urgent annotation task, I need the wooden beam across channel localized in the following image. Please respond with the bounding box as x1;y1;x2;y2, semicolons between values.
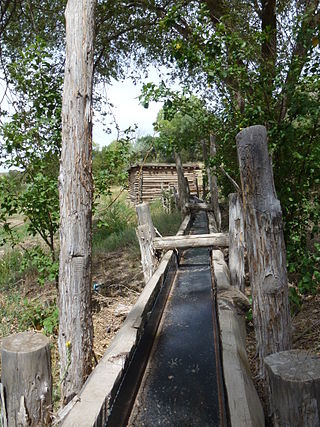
153;233;229;251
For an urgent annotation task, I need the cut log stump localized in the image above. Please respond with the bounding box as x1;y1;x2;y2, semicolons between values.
1;331;52;427
265;350;320;427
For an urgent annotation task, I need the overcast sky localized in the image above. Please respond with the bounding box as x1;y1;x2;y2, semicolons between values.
93;75;162;147
0;66;172;172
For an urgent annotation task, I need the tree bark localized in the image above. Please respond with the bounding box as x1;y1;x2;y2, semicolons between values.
1;332;52;426
265;350;320;427
228;193;245;293
236;125;291;379
59;0;96;405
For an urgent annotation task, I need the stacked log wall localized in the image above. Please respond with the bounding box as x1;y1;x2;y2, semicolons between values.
128;164;203;204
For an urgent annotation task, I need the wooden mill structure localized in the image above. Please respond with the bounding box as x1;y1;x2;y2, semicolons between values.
128;163;203;204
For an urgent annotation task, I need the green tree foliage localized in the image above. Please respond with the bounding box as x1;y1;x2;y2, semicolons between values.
138;1;320;297
0;1;318;300
93;137;132;196
132;135;162;163
141;88;213;161
0;39;62;285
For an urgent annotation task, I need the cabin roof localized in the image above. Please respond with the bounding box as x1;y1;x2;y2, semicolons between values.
129;162;203;171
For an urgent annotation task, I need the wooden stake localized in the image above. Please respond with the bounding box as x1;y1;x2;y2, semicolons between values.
1;332;52;427
228;193;245;292
236;125;291;378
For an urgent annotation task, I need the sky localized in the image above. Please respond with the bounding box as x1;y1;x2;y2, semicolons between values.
93;75;162;148
0;66;170;172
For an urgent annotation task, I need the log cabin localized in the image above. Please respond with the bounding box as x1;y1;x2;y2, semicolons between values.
128;163;203;204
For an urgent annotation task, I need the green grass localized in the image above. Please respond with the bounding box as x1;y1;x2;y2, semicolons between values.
0;249;24;291
0;292;22;337
93;226;138;253
150;200;182;236
92;198;182;254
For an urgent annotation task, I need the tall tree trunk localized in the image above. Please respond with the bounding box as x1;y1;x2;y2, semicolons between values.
59;0;96;405
236;125;291;379
278;0;319;122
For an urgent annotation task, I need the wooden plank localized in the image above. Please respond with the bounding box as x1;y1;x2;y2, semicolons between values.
185;202;212;212
153;233;229;250
212;250;264;427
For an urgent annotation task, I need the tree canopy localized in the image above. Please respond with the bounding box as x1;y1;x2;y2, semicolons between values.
0;0;319;298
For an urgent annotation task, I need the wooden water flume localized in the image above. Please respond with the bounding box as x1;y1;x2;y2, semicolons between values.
1;125;320;427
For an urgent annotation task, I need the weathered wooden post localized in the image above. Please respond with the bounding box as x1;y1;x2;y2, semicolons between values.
202;136;221;230
208;134;221;231
59;0;96;404
1;331;52;426
228;193;245;292
236;125;291;378
265;350;320;427
136;203;157;283
174;151;188;213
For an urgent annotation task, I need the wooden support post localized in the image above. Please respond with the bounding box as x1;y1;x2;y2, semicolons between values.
174;151;188;213
136;203;157;283
1;331;52;426
265;350;320;427
228;193;245;292
194;176;199;198
201;139;208;200
202;136;221;230
208;134;221;231
184;177;190;199
236;125;291;378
